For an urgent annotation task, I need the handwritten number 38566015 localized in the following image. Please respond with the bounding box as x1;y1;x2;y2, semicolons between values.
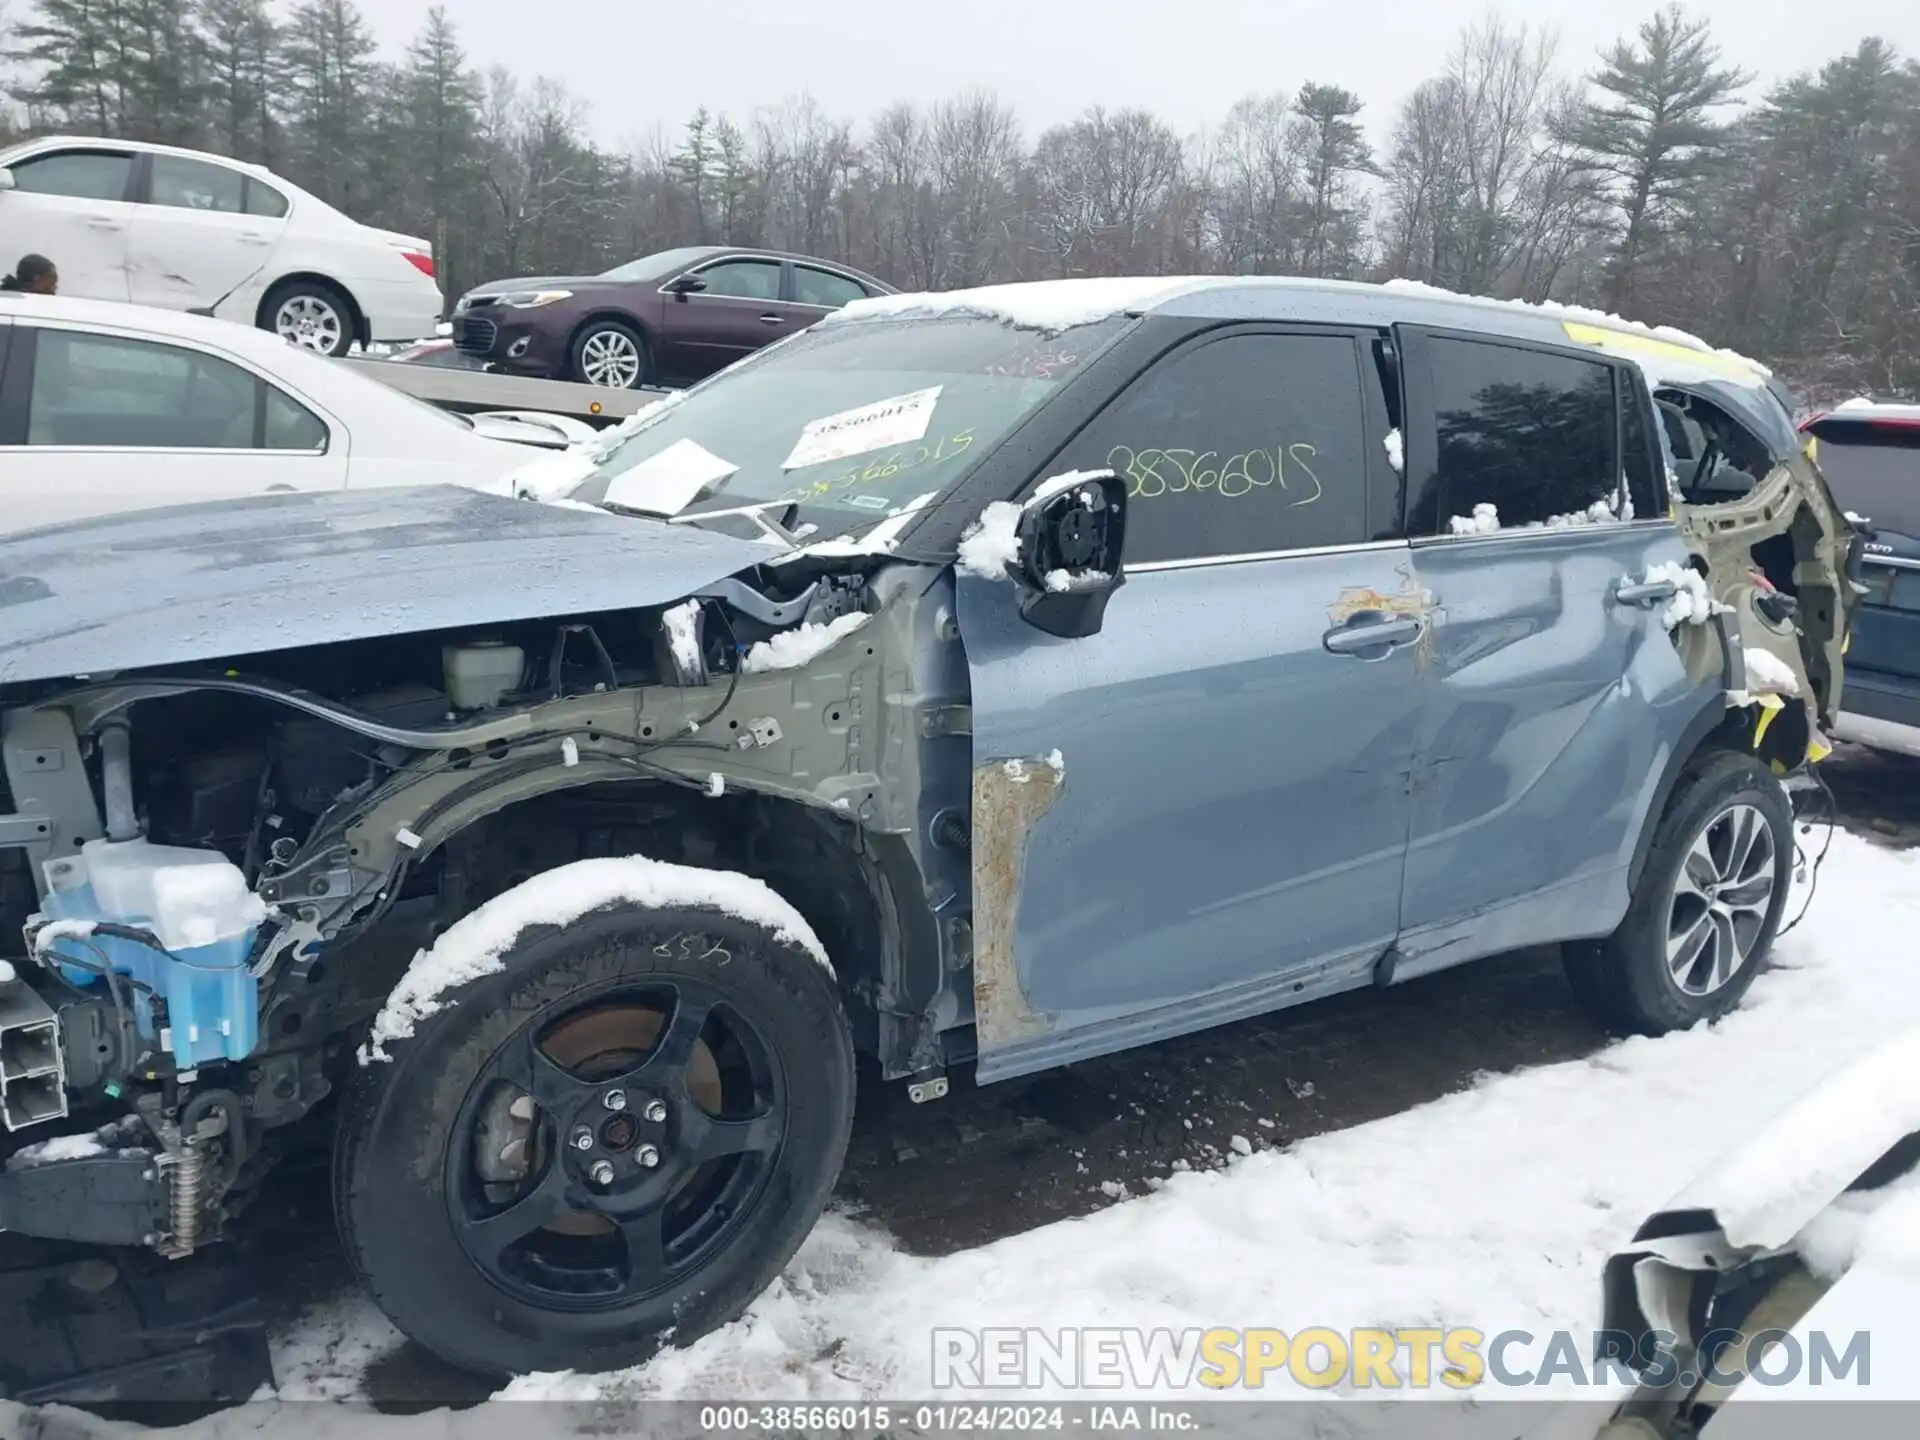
1106;444;1324;505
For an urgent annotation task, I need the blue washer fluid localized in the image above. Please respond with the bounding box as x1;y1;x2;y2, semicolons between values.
37;839;264;1069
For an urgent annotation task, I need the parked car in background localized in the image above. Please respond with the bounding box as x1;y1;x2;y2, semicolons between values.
1799;401;1920;756
0;135;441;357
451;244;894;389
0;294;573;530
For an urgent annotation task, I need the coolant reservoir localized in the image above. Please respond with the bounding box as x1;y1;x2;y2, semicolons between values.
36;839;267;1068
443;640;524;711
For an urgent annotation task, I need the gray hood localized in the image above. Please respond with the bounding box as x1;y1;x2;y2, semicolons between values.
0;486;772;686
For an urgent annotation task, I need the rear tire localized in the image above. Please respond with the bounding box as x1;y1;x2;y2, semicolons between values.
333;869;854;1377
261;279;356;357
569;319;650;389
1564;751;1793;1035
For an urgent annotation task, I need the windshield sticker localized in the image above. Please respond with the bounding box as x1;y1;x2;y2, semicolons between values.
782;386;942;471
603;438;739;517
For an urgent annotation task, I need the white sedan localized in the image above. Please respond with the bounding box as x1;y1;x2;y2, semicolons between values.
0;135;441;356
0;295;581;532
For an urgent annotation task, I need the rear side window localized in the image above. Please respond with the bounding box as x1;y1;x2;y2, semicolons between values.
148;155;245;214
8;150;133;201
1047;331;1373;565
1809;423;1920;538
22;328;326;452
1415;337;1624;535
793;266;866;309
244;178;289;219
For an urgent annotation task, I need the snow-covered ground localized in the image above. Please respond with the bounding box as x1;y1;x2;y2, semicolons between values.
12;827;1917;1439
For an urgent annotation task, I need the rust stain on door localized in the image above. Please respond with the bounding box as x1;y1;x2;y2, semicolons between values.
969;754;1063;1049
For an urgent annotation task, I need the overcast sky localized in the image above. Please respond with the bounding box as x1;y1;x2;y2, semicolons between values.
358;0;1920;146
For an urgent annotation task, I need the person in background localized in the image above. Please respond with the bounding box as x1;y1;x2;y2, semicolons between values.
1;255;57;294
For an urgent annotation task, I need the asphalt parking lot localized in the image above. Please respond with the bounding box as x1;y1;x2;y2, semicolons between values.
216;740;1920;1409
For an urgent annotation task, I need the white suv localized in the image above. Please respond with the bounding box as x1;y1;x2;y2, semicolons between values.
0;136;442;356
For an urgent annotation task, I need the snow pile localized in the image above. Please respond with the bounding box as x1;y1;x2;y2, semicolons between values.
1383;429;1404;475
739;612;871;674
957;501;1024;579
1446;497;1628;535
1836;397;1877;411
782;491;940;562
1447;502;1501;535
1741;647;1802;697
1002;750;1065;783
1641;559;1725;629
360;856;831;1060
1030;468;1114;505
829;278;1200;334
1681;1025;1920;1250
660;600;702;677
5;1131;109;1168
5;1117;150;1171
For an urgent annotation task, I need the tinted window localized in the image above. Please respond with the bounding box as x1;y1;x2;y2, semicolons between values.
694;260;782;301
794;266;866;309
1421;338;1624;535
148;155;245;213
25;329;321;451
9;151;132;201
1809;425;1920;537
244;178;289;219
1050;332;1371;565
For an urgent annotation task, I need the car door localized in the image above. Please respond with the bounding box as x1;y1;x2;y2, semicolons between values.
0;147;136;301
1389;326;1712;976
955;325;1420;1081
656;257;789;378
127;153;286;312
0;322;347;531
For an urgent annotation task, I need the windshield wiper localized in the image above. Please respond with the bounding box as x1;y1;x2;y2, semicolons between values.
666;497;808;549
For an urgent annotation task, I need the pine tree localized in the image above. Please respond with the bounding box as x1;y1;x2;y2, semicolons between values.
1563;5;1748;309
13;0;137;135
199;0;276;161
278;0;380;207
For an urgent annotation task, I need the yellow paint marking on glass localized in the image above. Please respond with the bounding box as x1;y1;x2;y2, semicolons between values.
1559;321;1763;382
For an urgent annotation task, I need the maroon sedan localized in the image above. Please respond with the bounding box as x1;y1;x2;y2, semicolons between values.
449;245;896;389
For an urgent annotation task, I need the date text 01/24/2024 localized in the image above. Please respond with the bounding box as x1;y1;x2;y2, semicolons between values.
696;1403;1204;1433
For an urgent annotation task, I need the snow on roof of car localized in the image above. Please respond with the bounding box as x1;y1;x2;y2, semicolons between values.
1816;399;1920;424
825;274;1769;390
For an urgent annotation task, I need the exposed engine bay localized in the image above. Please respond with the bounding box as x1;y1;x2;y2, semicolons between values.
0;556;903;1262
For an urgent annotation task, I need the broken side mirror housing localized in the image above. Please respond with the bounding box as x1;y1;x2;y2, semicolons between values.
1012;470;1128;640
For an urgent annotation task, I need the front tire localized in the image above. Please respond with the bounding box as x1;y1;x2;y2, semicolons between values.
333;867;854;1377
1564;751;1793;1035
569;319;650;389
261;280;355;357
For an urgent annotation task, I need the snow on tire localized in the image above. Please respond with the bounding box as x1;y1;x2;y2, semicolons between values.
333;857;854;1378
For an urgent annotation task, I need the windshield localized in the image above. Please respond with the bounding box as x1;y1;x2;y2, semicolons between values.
1811;425;1920;537
599;247;719;282
569;314;1131;539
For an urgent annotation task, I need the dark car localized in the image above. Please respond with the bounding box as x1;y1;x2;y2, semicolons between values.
1799;402;1920;755
450;244;895;389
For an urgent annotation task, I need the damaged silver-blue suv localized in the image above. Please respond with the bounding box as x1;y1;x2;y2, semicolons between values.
0;275;1856;1377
